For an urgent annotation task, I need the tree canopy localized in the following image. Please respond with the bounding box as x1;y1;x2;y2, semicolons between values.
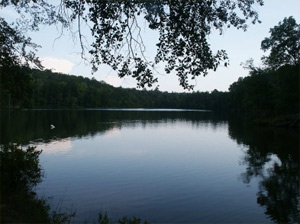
0;0;66;68
0;0;264;89
0;17;43;68
261;16;300;69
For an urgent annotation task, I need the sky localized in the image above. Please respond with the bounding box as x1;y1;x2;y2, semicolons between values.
1;0;300;93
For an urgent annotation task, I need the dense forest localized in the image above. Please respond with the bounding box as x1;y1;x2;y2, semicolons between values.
0;15;299;126
0;66;229;111
228;64;299;120
1;2;299;223
0;62;299;121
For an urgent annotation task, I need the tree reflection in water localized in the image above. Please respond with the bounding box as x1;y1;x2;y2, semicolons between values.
0;143;149;223
1;110;298;223
0;144;75;223
229;118;299;223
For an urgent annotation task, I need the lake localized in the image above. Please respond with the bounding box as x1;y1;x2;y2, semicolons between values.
1;109;299;223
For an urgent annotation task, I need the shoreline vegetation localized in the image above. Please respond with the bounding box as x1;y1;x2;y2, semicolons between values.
0;2;299;222
1;63;299;128
1;112;298;223
1;15;299;128
0;143;149;224
254;113;299;128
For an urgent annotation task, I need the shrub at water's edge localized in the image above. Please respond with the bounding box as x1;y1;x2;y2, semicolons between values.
0;144;149;223
0;143;76;223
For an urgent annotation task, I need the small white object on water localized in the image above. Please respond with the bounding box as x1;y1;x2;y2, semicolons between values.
50;124;55;129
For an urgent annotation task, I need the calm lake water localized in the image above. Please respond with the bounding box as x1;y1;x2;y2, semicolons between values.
1;109;299;223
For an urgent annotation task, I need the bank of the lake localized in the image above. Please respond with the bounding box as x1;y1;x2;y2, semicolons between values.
1;64;298;129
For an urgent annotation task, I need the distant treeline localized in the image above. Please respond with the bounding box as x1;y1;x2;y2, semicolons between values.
0;63;299;120
0;66;229;111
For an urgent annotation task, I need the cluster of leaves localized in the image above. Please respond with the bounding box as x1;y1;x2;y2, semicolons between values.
0;18;42;68
1;0;264;90
228;17;300;120
0;144;148;223
0;144;145;223
0;0;104;70
63;0;263;89
0;0;62;30
0;144;48;223
0;0;66;69
0;143;43;191
261;16;300;69
0;143;76;223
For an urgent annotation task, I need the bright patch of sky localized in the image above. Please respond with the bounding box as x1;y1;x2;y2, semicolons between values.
41;57;74;74
1;0;299;92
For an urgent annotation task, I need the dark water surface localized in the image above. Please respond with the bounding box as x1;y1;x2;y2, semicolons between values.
1;109;299;223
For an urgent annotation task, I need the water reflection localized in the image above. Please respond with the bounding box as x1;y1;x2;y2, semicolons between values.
0;144;75;223
228;118;299;223
35;138;72;154
0;109;227;145
1;110;298;223
103;127;122;138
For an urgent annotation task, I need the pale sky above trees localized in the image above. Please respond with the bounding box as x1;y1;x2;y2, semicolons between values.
1;0;299;92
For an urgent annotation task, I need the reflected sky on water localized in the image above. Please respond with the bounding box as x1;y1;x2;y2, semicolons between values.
1;109;298;223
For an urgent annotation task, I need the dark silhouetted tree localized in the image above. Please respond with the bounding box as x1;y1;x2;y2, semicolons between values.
261;16;300;69
228;17;300;119
63;0;264;89
1;0;264;89
0;0;66;68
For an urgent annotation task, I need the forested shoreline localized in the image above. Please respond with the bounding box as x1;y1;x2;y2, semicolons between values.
0;66;229;111
228;64;299;126
1;12;299;127
1;63;299;127
1;1;299;223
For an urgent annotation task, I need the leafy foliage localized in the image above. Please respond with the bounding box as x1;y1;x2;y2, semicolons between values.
63;0;263;89
229;17;300;121
228;64;299;118
0;144;49;223
0;143;146;223
0;0;65;69
0;144;76;223
1;0;264;90
1;144;43;192
0;18;42;68
261;16;300;69
2;62;298;122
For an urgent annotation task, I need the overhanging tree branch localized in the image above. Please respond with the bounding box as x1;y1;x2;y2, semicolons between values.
1;0;265;90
